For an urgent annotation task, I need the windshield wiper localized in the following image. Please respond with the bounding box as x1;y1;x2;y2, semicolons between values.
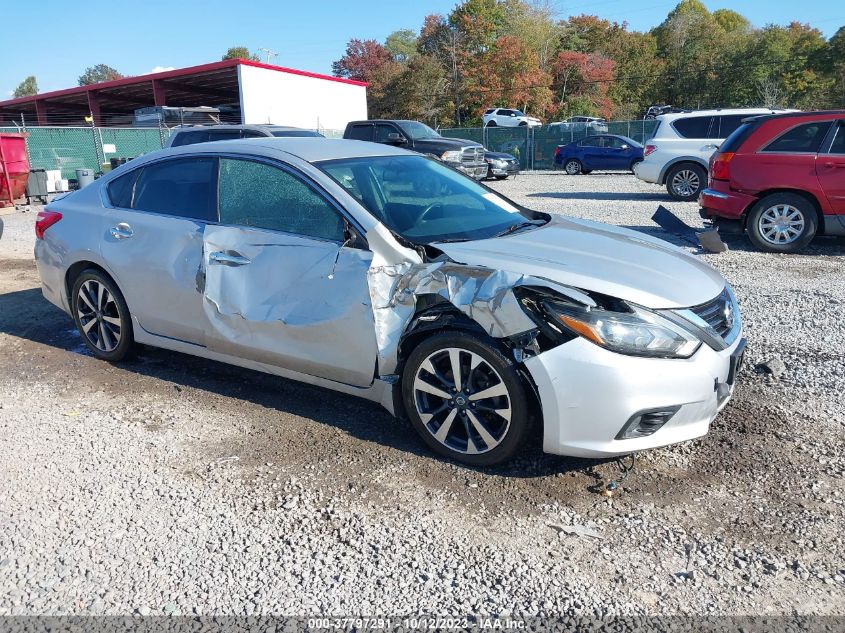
493;219;545;238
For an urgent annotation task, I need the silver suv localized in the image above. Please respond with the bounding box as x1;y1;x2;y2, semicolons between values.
166;124;323;147
33;138;744;466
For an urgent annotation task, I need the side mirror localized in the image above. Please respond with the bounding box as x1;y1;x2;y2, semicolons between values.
621;144;629;150
386;132;406;144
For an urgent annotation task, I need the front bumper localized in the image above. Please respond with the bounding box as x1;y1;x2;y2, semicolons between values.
524;333;744;458
488;161;520;177
699;186;756;220
633;159;660;184
452;162;489;180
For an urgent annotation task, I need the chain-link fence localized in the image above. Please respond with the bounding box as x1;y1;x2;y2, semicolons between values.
440;119;659;170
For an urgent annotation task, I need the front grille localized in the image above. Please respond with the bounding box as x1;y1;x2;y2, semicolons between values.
690;288;735;339
461;147;484;163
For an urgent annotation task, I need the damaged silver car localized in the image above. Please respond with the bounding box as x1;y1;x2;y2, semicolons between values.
34;138;745;466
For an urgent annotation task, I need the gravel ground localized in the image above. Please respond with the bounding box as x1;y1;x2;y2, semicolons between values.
0;173;843;618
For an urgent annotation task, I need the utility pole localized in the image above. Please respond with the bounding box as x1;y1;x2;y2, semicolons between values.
258;48;278;64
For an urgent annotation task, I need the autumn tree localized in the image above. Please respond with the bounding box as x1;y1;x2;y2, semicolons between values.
385;29;418;63
13;76;38;97
550;51;615;118
222;47;260;61
332;39;394;83
78;64;123;86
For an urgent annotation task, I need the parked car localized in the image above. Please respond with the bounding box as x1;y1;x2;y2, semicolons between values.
482;108;542;128
483;151;519;179
343;119;487;179
134;106;221;128
554;135;644;174
643;105;688;120
548;117;609;136
33;138;744;466
166;124;323;147
700;111;845;253
634;108;789;201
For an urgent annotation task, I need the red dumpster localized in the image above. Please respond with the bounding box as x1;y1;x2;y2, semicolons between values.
0;132;29;208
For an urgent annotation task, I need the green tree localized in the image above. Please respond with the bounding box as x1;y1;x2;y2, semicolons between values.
222;46;260;61
385;29;418;62
78;64;123;86
13;75;38;97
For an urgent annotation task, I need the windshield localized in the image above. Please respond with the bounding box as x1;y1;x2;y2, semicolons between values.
512;110;526;117
397;121;441;140
319;155;541;244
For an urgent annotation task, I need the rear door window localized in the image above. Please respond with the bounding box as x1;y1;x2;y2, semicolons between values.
374;124;399;142
132;157;218;221
107;170;139;208
762;121;832;153
218;158;345;242
347;125;373;141
714;115;747;139
671;116;713;139
828;125;845;154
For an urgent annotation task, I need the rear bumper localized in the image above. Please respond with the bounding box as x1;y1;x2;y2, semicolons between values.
633;160;660;184
524;334;743;458
699;186;756;220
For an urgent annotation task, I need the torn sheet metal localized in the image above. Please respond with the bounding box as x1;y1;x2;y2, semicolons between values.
652;205;727;253
368;259;594;375
202;225;378;388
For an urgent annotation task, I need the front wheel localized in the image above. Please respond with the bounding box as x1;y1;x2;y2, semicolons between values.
71;269;134;361
401;332;530;466
564;159;582;175
666;163;706;201
746;193;817;253
486;121;497;127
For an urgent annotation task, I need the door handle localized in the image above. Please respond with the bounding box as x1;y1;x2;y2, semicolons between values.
209;250;251;266
109;223;133;239
703;144;719;150
823;162;845;169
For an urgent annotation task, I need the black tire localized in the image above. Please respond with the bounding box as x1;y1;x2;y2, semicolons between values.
746;192;818;253
486;121;497;127
401;331;531;467
665;162;706;201
71;269;134;362
564;159;582;175
485;165;495;180
518;121;528;126
495;175;508;180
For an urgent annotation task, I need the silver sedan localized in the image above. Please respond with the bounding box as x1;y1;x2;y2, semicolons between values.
33;138;744;466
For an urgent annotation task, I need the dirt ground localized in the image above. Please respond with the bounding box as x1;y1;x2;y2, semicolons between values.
0;174;843;617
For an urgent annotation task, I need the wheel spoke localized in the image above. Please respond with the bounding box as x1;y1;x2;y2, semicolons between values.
414;377;451;400
102;315;121;326
82;318;98;333
468;382;508;402
96;283;106;311
466;410;498;449
448;349;462;392
434;409;458;443
79;286;96;312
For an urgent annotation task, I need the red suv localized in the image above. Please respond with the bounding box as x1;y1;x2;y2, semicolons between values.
700;111;845;252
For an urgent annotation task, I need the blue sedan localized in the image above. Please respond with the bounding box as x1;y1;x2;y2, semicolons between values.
553;134;644;175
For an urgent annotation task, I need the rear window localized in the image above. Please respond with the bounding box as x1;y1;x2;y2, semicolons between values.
346;125;372;141
107;170;138;208
671;116;713;139
170;130;209;147
720;122;756;153
762;121;832;153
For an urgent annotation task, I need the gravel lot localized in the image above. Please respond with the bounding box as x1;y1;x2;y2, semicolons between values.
0;173;843;618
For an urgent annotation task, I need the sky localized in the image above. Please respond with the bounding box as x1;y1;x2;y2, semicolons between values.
2;0;843;98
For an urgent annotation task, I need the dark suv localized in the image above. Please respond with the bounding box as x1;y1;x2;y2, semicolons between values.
166;124;323;148
343;120;488;179
700;111;845;252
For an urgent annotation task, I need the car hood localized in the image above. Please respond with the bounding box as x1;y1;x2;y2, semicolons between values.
434;216;726;309
484;151;517;160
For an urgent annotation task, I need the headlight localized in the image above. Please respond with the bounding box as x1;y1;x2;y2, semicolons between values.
441;150;462;162
542;297;701;358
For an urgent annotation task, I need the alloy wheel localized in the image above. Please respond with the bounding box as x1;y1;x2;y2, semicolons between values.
758;204;805;245
412;347;512;455
76;279;122;352
565;160;581;175
671;169;700;197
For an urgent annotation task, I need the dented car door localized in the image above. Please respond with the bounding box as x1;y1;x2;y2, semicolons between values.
202;157;378;387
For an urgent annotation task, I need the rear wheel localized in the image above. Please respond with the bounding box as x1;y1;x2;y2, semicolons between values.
564;159;582;175
486;120;497;127
71;269;134;362
747;193;817;253
402;332;530;466
666;163;706;201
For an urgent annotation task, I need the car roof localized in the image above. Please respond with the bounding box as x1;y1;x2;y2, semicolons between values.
656;108;793;121
153;137;412;163
172;123;313;133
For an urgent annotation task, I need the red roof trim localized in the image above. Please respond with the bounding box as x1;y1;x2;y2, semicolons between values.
0;59;367;108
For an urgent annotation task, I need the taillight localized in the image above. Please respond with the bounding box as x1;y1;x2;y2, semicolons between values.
644;144;657;157
710;152;735;181
35;209;62;239
554;146;561;156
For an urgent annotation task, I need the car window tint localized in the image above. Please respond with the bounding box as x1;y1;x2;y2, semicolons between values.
170;130;209;147
347;125;372;141
107;170;138;208
605;137;625;148
132;158;217;221
218;158;344;241
374;124;397;142
207;130;241;142
672;116;712;139
828;126;845;154
242;130;268;138
715;115;746;138
763;121;832;153
581;137;602;147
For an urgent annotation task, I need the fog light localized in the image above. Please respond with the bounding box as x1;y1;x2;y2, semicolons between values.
616;406;681;440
